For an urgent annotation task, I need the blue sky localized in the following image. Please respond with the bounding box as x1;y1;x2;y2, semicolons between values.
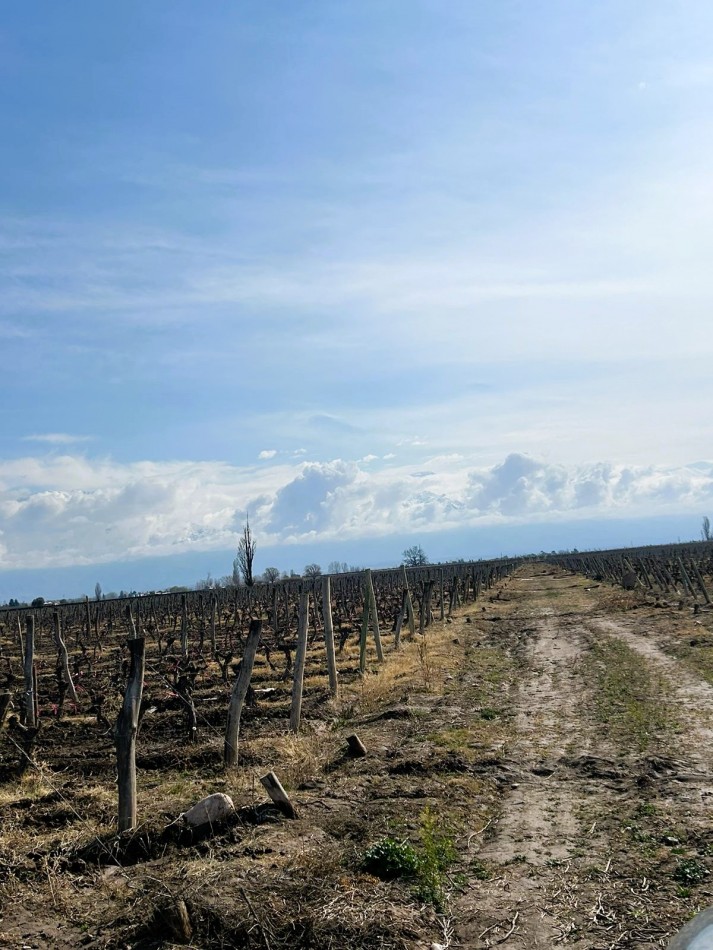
1;1;713;599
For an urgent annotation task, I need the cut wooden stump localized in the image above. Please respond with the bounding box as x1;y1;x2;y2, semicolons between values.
346;733;367;757
260;770;297;819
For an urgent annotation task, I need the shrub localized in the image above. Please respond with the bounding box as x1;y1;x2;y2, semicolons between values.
361;837;420;880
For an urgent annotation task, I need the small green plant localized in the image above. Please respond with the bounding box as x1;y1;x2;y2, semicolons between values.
360;808;459;911
416;805;458;910
361;837;420;880
673;858;709;887
470;858;491;879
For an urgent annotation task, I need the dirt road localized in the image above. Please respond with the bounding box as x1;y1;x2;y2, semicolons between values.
457;569;713;949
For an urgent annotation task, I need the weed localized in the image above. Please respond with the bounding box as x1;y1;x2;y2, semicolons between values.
584;635;677;752
417;636;433;691
360;807;459;912
470;858;491;880
361;837;420;880
416;805;457;910
673;858;709;887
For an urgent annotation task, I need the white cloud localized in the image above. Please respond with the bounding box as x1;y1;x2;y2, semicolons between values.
0;451;711;570
258;449;277;459
22;433;92;445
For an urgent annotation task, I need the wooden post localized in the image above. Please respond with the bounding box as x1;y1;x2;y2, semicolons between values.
94;602;102;650
439;569;445;621
394;588;408;650
402;567;415;638
53;612;79;704
321;576;338;697
23;617;35;728
417;579;435;632
289;592;310;733
210;594;218;656
260;770;297;819
365;570;384;662
17;615;24;667
690;559;711;604
224;619;262;767
115;637;145;832
359;592;370;673
84;596;92;646
180;594;188;656
125;604;138;639
677;558;697;598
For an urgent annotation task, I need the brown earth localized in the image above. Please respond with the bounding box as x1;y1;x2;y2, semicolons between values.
0;566;712;948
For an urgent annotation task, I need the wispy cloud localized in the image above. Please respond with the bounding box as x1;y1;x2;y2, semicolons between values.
22;433;93;445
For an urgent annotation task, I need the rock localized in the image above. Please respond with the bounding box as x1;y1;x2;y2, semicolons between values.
183;792;235;828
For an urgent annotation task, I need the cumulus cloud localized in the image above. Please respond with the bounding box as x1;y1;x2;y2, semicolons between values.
266;461;359;536
465;454;713;519
258;449;277;459
0;451;712;570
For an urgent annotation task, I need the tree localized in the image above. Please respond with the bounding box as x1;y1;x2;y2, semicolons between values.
262;566;280;583
402;544;429;567
235;516;257;587
303;563;322;578
703;516;712;541
95;582;102;601
31;596;45;608
328;560;349;574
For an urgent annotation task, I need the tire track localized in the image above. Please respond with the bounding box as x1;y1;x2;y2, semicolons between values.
589;615;713;809
457;606;598;948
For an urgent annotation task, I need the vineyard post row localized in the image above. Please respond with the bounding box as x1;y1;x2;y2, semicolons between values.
0;557;518;830
545;539;713;602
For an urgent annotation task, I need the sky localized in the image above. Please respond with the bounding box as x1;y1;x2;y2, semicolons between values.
1;1;713;600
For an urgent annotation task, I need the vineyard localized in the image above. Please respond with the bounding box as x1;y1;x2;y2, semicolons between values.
0;545;711;947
